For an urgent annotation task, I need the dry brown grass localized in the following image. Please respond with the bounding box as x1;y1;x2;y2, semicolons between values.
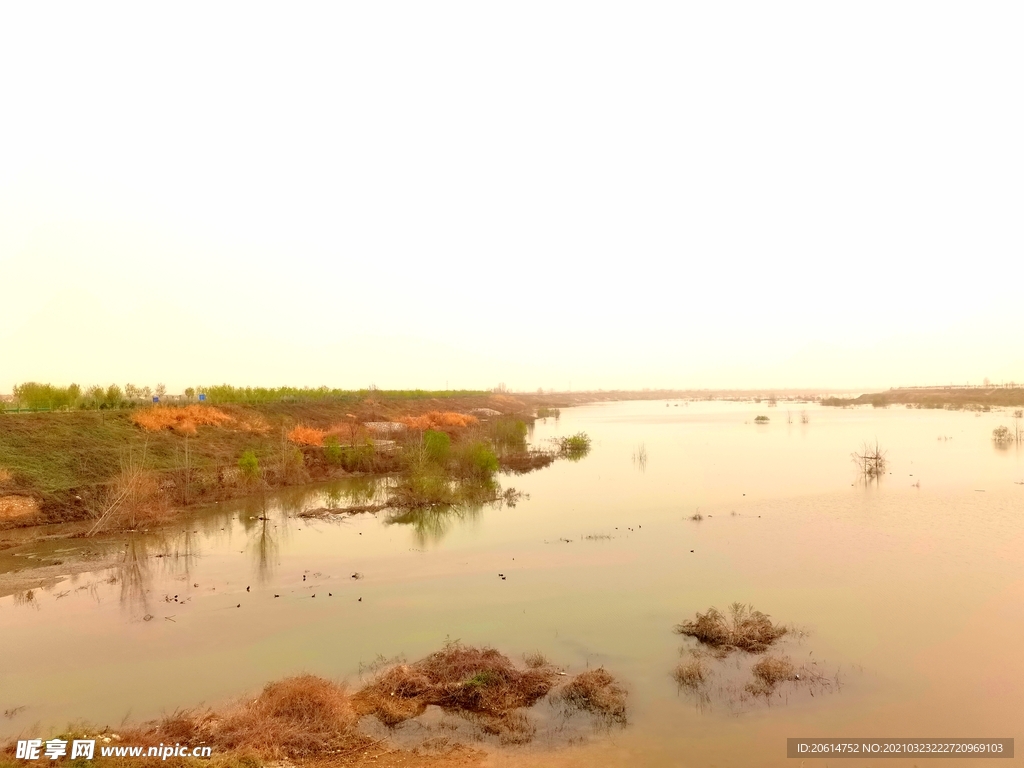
0;468;12;487
675;603;788;655
1;675;490;768
288;424;327;446
209;675;369;758
0;494;39;521
132;406;233;434
352;643;557;736
744;655;797;697
76;676;371;764
399;412;479;431
558;668;627;724
673;658;710;691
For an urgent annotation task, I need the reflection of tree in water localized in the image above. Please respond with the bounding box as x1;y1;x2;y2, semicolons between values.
385;503;483;548
321;477;386;509
250;516;278;583
117;533;152;620
162;525;200;582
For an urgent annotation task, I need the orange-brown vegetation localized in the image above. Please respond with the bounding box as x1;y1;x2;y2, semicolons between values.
288;422;371;447
352;643;556;741
675;603;788;655
399;412;479;431
558;668;627;724
744;655;798;697
39;674;482;767
132;406;233;435
0;495;39;521
0;645;628;765
288;424;327;447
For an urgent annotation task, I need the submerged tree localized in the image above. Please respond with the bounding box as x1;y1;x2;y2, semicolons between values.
852;440;887;478
992;426;1014;447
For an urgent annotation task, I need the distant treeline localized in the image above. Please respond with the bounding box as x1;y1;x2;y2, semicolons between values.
3;382;487;412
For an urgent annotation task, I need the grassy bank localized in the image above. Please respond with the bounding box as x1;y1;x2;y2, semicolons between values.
0;391;594;531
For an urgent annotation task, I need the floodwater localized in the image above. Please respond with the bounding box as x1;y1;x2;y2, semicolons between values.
2;401;1023;766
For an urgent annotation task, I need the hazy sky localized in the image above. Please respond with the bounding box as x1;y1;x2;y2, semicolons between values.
2;2;1022;394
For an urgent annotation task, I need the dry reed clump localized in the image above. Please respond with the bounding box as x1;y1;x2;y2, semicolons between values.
744;655;797;697
132;405;233;434
0;468;13;487
558;668;627;724
352;643;556;734
213;675;367;759
287;424;326;447
148;675;369;761
673;658;710;691
399;412;480;431
675;603;788;655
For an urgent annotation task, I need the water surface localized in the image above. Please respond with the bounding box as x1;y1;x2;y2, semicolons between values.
2;401;1023;766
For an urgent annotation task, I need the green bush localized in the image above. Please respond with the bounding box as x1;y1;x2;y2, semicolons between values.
423;429;451;465
558;432;592;461
324;436;343;464
491;417;528;452
456;441;499;479
238;449;261;481
340;441;376;472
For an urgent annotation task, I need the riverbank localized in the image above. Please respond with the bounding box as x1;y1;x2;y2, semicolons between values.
0;643;626;768
0;388;801;535
822;385;1024;409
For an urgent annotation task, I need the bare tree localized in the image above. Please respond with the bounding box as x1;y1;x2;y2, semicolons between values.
852;440;887;479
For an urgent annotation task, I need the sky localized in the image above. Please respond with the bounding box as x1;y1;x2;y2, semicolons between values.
1;2;1022;394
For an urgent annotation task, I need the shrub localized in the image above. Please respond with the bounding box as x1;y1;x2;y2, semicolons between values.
324;436;343;464
557;432;591;460
675;603;788;655
339;441;376;472
423;429;451;465
993;426;1014;445
239;450;261;482
753;415;770;424
491;417;528;452
456;441;499;479
287;424;326;446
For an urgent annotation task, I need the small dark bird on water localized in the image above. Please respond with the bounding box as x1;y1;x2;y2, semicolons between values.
358;597;362;602
312;594;316;598
236;603;241;608
246;586;250;592
329;593;332;597
274;594;280;598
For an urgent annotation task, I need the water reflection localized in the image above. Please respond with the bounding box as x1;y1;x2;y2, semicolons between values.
385;504;484;548
250;516;278;583
117;534;151;620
